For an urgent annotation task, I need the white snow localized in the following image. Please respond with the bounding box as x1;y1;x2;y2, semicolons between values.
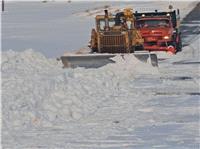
2;1;200;149
74;1;196;19
2;49;158;130
2;37;199;147
2;1;198;57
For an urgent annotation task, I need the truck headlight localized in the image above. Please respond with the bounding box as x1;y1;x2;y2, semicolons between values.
163;36;170;40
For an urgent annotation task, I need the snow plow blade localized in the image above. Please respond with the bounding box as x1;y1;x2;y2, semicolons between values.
60;52;158;69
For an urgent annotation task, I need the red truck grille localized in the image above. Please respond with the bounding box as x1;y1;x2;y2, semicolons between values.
145;36;162;42
152;32;162;35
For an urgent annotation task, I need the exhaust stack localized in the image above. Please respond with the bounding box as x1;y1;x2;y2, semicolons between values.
104;9;109;31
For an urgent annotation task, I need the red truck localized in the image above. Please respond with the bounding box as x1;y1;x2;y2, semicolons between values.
135;8;182;54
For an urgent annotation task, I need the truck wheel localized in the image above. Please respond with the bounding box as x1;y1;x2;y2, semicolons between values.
176;35;182;53
91;48;98;53
135;45;144;51
130;46;135;53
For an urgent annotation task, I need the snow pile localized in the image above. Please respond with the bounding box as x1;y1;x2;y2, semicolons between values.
2;49;158;130
166;35;200;64
103;54;158;77
74;1;197;19
1;49;62;74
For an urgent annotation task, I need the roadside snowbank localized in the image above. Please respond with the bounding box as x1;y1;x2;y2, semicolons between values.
2;49;158;130
75;1;197;20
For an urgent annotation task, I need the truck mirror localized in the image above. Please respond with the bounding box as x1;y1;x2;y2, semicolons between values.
177;9;180;15
169;5;173;10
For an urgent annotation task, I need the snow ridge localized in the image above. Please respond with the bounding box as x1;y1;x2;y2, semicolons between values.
2;49;157;130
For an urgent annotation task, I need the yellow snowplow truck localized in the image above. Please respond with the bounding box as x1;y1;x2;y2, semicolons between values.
61;8;158;68
89;9;144;53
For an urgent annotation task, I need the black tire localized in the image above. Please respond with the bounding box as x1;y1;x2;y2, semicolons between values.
130;46;135;53
91;48;98;53
176;35;182;52
134;45;144;51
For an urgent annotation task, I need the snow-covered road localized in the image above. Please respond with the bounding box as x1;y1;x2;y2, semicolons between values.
2;1;200;149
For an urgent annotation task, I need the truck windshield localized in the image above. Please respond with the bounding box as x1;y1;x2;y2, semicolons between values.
136;19;170;28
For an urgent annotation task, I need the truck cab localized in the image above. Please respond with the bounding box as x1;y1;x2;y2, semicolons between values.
135;9;182;54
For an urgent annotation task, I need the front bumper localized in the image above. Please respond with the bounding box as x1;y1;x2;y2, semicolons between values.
143;39;176;54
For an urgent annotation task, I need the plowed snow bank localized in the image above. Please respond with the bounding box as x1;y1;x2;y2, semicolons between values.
2;49;158;129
